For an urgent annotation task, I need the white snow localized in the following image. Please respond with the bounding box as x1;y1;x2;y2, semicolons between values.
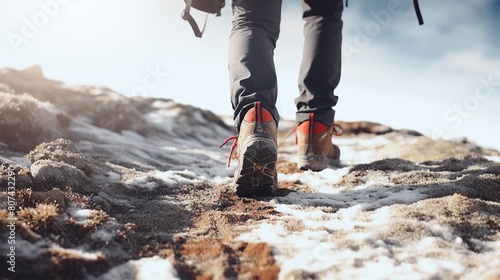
50;245;104;261
154;169;200;186
71;209;97;219
69;204;100;221
237;198;487;280
93;256;179;280
278;167;349;192
125;176;160;190
124;170;201;189
236;142;499;280
2;77;499;279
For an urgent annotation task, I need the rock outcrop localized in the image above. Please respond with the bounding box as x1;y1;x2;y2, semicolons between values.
0;66;499;280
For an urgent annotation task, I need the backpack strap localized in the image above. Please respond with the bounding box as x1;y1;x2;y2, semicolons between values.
413;0;424;25
181;0;208;38
345;0;423;25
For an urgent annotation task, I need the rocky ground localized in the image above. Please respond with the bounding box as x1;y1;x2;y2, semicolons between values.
0;66;499;280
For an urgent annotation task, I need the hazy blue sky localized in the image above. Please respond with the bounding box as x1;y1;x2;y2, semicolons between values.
0;0;499;150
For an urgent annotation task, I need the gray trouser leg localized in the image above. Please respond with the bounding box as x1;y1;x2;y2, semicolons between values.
295;0;343;125
229;0;282;131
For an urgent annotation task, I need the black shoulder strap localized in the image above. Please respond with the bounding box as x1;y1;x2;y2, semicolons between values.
345;0;423;25
413;0;424;25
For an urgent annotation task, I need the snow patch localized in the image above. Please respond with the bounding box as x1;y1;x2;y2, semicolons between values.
50;245;104;261
93;256;179;280
124;170;201;190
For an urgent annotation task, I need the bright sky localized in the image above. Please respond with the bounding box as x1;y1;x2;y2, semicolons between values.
0;0;499;150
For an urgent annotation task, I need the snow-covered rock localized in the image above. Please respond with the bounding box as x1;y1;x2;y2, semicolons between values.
0;66;499;280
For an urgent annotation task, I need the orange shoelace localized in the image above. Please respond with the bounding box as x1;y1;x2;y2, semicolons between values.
220;135;238;167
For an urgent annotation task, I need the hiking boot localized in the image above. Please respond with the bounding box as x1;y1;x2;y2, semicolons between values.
221;101;278;196
295;113;343;171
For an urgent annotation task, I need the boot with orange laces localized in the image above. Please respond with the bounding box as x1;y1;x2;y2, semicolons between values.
221;101;278;197
291;113;343;171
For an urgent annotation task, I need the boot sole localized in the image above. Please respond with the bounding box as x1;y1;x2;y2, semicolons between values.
234;134;277;197
297;155;340;171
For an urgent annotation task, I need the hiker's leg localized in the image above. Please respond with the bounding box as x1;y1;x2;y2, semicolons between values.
295;0;343;125
229;0;282;130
